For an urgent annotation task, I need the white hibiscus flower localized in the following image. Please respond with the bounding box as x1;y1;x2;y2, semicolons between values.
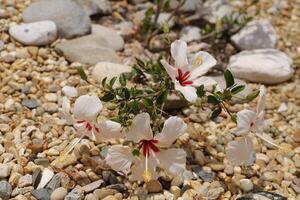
62;95;123;142
105;113;187;182
226;86;279;166
160;40;218;102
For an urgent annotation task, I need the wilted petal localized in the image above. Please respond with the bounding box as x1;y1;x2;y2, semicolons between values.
156;149;186;177
62;97;74;124
96;120;124;141
175;83;197;102
74;95;103;122
155;116;187;147
160;59;177;81
226;136;255;166
130;155;158;181
126;113;153;143
192;76;218;91
257;85;266;114
235;109;256;135
189;51;217;80
171;40;189;71
62;86;78;97
105;145;134;174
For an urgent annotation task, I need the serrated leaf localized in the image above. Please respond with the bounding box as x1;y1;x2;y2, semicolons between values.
211;106;222;119
100;92;115;102
119;73;126;86
231;85;245;95
196;85;205;97
224;69;234;88
101;77;107;87
246;90;259;101
77;67;87;81
207;95;220;105
109;77;118;87
157;90;168;105
132;149;140;157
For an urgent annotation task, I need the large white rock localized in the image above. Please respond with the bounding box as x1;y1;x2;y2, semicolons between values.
231;19;277;50
92;62;131;84
9;21;57;46
227;49;294;84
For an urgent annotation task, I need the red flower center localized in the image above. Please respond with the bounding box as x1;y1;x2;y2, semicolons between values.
176;68;193;86
77;120;100;133
139;139;160;157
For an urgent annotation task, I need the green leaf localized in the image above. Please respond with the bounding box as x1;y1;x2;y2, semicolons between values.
231;85;245;95
224;69;234;88
123;88;130;100
143;98;153;108
77;67;87;81
109;77;118;87
119;73;127;86
162;22;169;33
207;95;220;105
132;149;140;157
145;7;154;17
101;77;107;87
246;90;259;101
130;100;140;113
157;90;168;105
100;92;115;102
211;106;222;119
196;85;205;97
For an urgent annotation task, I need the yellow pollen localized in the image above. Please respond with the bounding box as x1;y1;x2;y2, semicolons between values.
193;56;203;67
142;170;152;182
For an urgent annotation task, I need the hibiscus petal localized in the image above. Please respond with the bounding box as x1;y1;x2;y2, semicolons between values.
171;40;189;70
105;145;134;174
192;76;218;91
62;86;78;97
155;116;187;147
189;51;217;80
235;109;256;135
156;149;186;177
130;155;158;181
74;95;103;122
226;136;255;166
96;120;124;141
257;85;266;114
175;83;198;102
126;113;153;142
62;97;74;124
160;59;177;81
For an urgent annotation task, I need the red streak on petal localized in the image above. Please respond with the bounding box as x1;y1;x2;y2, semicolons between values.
176;68;193;86
139;139;160;157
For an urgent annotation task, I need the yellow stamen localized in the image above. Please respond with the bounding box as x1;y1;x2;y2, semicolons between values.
193;56;203;67
142;154;152;182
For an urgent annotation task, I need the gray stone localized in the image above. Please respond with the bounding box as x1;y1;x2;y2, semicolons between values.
18;174;33;188
237;192;287;200
46;174;61;191
22;0;91;38
82;180;103;193
106;184;127;192
0;40;4;51
239;179;253;192
55;39;121;65
203;0;234;23
191;166;215;182
9;21;57;46
65;188;81;200
32;168;42;189
164;93;187;110
21;99;39;109
0;181;12;200
74;0;112;16
92;62;131;83
231;19;277;50
227;49;294;84
180;26;201;42
170;0;203;12
31;188;51;200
